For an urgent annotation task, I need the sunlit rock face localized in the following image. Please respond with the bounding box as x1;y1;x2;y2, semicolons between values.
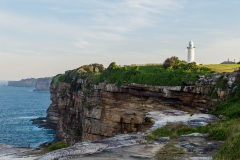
37;134;146;160
37;132;221;160
145;110;219;131
46;71;240;145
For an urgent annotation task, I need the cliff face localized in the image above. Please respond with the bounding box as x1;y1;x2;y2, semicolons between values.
34;77;52;91
46;71;240;145
8;77;52;91
8;78;36;87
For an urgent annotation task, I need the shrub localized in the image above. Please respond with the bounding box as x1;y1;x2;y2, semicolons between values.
107;62;119;70
163;56;180;69
46;141;69;151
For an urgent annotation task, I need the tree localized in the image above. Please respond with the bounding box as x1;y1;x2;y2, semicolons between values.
163;56;180;69
107;62;119;70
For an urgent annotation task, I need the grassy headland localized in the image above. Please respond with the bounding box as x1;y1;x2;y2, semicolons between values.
52;61;214;87
203;64;240;73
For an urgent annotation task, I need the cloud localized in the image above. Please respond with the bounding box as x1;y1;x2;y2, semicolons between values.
47;0;186;34
75;39;89;48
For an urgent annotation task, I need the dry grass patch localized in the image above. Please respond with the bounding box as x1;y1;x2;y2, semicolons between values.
203;64;240;73
155;140;195;160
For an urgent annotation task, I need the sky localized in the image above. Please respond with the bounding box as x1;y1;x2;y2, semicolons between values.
0;0;240;80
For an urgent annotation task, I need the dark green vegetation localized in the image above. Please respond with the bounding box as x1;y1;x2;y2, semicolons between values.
148;84;240;160
208;76;229;99
94;61;212;86
163;56;187;69
46;141;69;151
214;133;240;160
52;59;213;87
212;84;240;119
211;85;240;159
51;63;104;90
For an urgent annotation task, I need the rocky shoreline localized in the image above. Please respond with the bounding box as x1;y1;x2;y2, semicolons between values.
0;143;38;160
30;117;56;130
1;109;221;160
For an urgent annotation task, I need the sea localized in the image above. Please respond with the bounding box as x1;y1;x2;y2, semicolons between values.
0;81;55;148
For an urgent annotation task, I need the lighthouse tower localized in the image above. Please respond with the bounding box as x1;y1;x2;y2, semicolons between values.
187;40;195;63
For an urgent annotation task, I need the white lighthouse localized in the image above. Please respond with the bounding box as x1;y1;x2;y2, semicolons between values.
187;40;195;63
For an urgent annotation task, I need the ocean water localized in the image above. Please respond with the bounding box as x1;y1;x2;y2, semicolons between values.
0;81;55;148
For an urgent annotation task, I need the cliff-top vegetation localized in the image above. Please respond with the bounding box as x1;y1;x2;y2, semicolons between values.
51;63;104;86
51;56;240;87
93;57;213;86
52;56;240;87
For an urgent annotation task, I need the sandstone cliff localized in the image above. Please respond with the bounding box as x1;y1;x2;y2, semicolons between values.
8;77;52;91
8;78;36;87
34;77;52;91
46;64;240;145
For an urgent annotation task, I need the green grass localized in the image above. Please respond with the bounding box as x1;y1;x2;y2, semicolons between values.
51;74;62;85
147;122;228;141
53;63;240;87
214;133;240;160
203;64;240;73
94;63;213;86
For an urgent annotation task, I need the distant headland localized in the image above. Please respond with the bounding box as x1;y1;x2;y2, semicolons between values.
8;77;52;91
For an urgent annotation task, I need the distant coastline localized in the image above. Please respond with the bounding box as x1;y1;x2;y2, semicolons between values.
8;77;52;91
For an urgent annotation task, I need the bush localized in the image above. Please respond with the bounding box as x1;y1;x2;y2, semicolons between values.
46;141;69;151
163;56;180;69
107;62;119;70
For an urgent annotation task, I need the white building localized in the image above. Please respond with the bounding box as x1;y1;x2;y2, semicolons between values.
187;40;195;63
